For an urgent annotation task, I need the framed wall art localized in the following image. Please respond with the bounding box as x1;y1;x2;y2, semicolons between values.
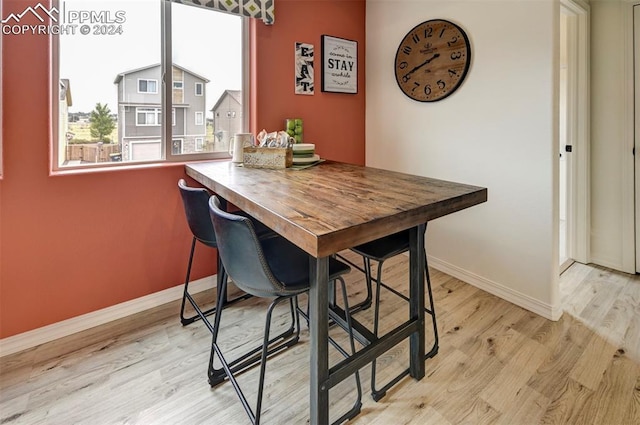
295;42;314;95
321;35;357;94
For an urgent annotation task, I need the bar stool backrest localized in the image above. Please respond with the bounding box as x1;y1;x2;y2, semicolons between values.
178;179;217;247
209;195;297;298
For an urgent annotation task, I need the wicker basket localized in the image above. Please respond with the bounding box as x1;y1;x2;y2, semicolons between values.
242;147;293;169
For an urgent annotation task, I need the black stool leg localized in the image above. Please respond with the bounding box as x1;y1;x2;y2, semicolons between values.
208;296;300;387
181;240;255;333
180;238;207;326
180;238;221;329
208;294;300;425
208;277;257;423
331;276;363;424
346;257;374;314
369;253;439;401
255;296;299;424
369;257;385;400
424;254;439;358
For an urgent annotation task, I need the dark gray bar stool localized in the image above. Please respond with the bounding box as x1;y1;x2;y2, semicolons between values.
177;179;276;333
347;227;438;401
208;195;362;425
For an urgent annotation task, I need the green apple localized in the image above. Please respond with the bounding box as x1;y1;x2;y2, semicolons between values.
286;120;295;131
295;125;303;135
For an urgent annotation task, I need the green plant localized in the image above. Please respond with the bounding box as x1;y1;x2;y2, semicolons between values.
89;103;116;143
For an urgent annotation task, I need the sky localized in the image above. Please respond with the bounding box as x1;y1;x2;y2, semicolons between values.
59;0;243;113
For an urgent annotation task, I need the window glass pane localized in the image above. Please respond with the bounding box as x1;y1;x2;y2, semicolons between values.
195;138;204;151
171;2;242;155
58;0;161;166
172;139;183;154
56;0;242;168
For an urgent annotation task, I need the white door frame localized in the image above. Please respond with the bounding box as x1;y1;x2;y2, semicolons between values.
634;3;640;273
560;0;590;267
559;9;573;272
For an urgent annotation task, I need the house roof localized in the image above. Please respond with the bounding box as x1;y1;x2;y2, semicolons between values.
211;90;242;112
60;79;72;106
113;64;210;84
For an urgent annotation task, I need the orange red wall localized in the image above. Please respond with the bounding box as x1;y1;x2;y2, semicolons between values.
0;0;365;339
250;0;366;163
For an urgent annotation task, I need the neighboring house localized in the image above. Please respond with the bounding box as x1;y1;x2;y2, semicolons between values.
59;79;72;166
113;64;209;161
211;90;243;145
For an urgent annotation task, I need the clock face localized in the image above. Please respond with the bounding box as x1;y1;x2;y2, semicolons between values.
395;19;471;102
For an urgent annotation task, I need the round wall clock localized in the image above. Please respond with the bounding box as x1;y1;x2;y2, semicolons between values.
394;19;471;102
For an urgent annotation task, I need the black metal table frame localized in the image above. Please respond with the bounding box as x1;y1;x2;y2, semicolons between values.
308;223;427;424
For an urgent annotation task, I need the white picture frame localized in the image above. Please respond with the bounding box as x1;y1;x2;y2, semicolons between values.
321;35;357;94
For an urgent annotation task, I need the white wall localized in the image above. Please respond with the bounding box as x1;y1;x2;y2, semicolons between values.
366;0;561;319
590;0;636;273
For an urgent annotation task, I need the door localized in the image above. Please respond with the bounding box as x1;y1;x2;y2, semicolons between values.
130;140;162;161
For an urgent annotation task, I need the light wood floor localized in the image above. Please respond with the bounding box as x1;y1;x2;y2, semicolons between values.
1;251;639;424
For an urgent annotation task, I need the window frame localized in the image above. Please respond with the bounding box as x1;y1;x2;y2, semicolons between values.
0;1;3;179
51;0;248;172
137;78;159;94
195;111;204;126
136;107;162;126
194;82;204;96
195;137;204;152
171;138;183;155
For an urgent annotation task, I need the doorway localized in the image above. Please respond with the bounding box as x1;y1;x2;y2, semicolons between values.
559;0;590;274
559;10;572;271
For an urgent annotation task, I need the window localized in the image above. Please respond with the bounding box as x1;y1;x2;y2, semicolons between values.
136;108;161;126
53;0;246;169
195;112;204;126
138;79;158;94
172;139;183;155
195;137;204;152
227;111;237;118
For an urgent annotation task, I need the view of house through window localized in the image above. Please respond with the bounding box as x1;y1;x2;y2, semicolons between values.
57;0;244;167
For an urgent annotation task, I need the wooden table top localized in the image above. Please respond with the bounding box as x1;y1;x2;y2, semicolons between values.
186;160;487;257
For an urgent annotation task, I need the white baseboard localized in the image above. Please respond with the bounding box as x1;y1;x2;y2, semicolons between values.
1;256;564;358
0;275;216;358
427;255;563;321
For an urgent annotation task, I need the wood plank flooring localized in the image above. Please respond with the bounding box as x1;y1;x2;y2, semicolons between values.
1;252;639;424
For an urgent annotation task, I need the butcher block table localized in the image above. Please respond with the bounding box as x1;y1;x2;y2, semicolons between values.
185;160;487;424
